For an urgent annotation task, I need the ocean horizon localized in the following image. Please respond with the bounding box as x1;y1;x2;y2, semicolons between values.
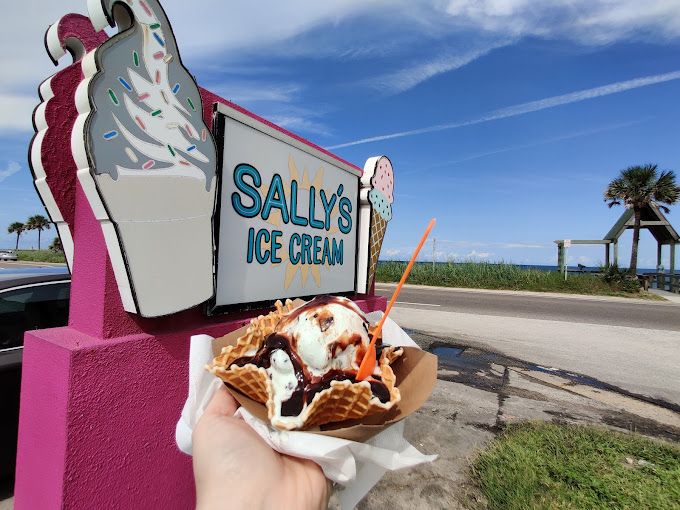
379;260;667;275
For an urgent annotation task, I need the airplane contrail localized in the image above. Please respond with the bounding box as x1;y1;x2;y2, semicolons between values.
327;70;680;149
399;118;650;175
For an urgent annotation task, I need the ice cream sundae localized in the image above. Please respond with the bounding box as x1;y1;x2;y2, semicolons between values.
209;296;402;430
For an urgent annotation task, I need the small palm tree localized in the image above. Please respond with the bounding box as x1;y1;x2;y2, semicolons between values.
604;164;680;274
26;214;51;250
49;236;63;253
7;222;25;250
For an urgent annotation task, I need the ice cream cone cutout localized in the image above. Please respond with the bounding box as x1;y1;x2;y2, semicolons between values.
357;218;436;381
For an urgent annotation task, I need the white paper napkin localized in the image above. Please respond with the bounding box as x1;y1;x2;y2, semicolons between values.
175;313;437;509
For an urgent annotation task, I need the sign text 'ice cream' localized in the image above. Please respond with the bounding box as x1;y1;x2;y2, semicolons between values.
231;163;352;267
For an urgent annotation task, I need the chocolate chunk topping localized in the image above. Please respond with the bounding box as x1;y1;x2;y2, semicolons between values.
319;315;334;332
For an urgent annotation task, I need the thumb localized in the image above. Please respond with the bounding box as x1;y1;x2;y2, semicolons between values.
204;385;240;418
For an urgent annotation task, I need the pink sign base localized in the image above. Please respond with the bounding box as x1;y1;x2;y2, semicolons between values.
14;294;386;509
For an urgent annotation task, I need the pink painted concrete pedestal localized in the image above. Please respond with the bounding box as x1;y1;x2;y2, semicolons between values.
15;294;385;509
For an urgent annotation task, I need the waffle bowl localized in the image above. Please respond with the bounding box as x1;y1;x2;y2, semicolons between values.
208;299;437;441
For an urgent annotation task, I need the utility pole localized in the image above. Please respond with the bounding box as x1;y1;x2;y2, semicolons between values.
432;237;436;270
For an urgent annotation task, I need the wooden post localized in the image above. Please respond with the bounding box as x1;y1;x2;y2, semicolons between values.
613;241;619;268
657;242;662;271
557;243;563;272
605;244;610;268
671;242;676;275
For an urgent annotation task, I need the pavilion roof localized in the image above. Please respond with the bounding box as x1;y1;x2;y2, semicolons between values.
603;203;680;244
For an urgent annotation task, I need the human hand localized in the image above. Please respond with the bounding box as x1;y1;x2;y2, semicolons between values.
192;386;330;510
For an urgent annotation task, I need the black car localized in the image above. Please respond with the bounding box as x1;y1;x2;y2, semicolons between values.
0;273;70;479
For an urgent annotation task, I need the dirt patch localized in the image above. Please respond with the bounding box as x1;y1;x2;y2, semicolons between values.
467;422;505;434
544;410;584;422
601;410;680;443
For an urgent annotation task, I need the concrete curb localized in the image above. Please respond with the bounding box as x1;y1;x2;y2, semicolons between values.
376;282;680;306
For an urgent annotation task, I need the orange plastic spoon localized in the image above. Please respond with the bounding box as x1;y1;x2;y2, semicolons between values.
356;218;436;381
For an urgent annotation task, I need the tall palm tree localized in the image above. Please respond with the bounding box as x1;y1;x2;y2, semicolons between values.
26;214;51;251
7;222;25;250
604;164;680;274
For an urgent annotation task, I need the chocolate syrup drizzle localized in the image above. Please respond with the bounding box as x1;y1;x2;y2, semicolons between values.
231;296;390;417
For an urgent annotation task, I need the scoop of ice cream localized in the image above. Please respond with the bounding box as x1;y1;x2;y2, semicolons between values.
371;156;394;202
368;188;392;222
279;296;370;377
266;349;299;416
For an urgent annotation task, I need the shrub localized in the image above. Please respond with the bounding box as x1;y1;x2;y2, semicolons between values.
599;265;641;293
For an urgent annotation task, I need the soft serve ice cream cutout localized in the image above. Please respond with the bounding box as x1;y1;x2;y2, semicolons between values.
73;0;217;316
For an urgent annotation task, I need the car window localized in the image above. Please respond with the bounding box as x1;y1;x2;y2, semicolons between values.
0;282;70;350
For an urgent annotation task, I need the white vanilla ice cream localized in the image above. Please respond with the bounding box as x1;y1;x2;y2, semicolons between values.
279;297;371;377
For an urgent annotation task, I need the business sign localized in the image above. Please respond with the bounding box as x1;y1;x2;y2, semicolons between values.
211;103;361;311
49;0;393;317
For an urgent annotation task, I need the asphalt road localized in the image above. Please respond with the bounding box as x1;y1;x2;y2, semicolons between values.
376;283;680;405
376;283;680;331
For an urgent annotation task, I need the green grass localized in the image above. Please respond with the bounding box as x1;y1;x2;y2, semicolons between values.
472;422;680;510
16;249;66;263
376;261;662;299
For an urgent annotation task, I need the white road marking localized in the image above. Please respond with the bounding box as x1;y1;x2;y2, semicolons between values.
395;301;441;307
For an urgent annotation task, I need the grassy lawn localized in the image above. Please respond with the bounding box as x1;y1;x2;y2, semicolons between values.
16;249;66;264
472;422;680;510
376;261;663;299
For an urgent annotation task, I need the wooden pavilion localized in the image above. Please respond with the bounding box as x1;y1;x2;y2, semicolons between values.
554;203;679;274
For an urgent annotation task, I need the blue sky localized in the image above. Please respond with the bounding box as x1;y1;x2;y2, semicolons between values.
2;0;680;268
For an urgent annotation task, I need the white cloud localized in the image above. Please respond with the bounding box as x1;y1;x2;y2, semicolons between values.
10;1;680;94
2;0;394;95
443;0;680;44
438;240;546;249
0;94;39;132
501;243;545;249
380;247;417;260
1;1;84;87
168;0;398;57
266;114;332;137
0;161;21;183
328;70;680;148
365;42;508;94
5;0;680;137
207;82;302;104
384;248;405;257
466;250;492;259
567;255;595;266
